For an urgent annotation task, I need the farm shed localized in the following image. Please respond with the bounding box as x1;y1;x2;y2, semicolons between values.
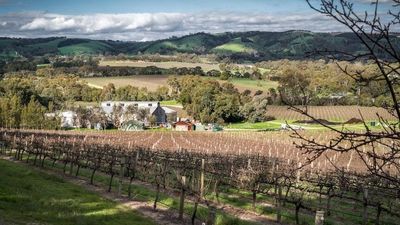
173;121;194;131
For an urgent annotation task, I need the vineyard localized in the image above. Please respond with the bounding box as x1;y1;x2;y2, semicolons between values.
0;129;399;225
266;106;396;121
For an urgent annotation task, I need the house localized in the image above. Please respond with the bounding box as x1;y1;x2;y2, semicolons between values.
173;121;194;131
100;101;174;126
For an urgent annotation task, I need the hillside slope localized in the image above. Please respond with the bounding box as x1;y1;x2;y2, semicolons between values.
1;31;398;61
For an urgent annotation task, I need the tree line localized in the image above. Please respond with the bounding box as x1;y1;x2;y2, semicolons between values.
261;60;396;107
0;74;173;129
168;75;274;124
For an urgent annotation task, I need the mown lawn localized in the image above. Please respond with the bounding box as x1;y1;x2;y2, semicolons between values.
226;121;283;130
0;159;155;225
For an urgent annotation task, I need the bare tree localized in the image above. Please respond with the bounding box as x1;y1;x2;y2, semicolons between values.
290;0;400;186
137;108;149;122
111;104;124;129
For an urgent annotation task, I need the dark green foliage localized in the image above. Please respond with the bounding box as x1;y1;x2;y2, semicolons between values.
168;76;243;123
2;31;398;61
240;96;271;123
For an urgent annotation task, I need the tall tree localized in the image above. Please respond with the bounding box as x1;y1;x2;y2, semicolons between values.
21;96;46;129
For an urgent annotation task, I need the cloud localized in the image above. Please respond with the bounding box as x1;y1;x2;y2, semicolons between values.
0;10;395;41
20;13;185;33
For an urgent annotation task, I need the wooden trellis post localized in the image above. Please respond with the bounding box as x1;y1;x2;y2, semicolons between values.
363;187;369;225
206;205;216;225
118;156;125;196
277;183;282;223
315;210;324;225
179;176;186;220
296;162;302;185
200;159;205;199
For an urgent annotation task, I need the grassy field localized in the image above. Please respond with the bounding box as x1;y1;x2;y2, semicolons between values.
82;75;169;91
160;100;181;106
82;75;277;93
212;38;255;54
226;78;278;92
16;156;259;225
60;41;111;55
100;60;221;72
213;43;254;53
0;159;155;225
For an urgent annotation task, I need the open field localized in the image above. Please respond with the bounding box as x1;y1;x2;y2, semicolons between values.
100;60;221;72
82;75;169;91
82;75;278;93
227;78;279;92
0;159;154;225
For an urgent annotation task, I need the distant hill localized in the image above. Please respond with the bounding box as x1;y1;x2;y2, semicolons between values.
1;31;398;61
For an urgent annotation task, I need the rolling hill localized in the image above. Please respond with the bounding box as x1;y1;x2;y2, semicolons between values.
1;31;398;61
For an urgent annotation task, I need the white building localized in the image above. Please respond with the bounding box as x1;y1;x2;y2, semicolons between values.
101;101;176;125
162;106;178;123
101;101;159;115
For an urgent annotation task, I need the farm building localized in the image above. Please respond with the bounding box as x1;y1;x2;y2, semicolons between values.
162;107;178;123
173;121;194;131
101;101;176;126
194;123;206;131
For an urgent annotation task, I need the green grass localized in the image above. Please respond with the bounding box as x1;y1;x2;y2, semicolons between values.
208;185;399;225
0;159;155;225
160;100;181;106
22;156;260;225
212;38;256;53
59;41;111;55
214;43;254;53
227;78;279;91
226;121;283;130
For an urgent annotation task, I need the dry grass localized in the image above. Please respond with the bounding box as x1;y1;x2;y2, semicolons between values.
82;75;276;94
99;60;220;72
82;75;169;91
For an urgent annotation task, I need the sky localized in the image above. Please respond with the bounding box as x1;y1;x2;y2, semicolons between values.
0;0;396;41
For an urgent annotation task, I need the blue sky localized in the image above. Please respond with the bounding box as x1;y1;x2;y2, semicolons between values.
0;0;312;14
0;0;396;41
